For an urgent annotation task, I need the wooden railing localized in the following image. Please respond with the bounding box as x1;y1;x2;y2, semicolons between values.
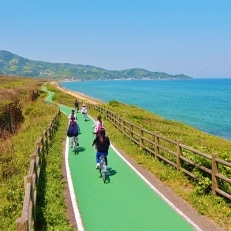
0;89;39;137
15;110;61;231
0;100;23;136
87;103;231;200
31;89;39;101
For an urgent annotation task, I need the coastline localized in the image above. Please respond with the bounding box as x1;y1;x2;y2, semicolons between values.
50;81;103;105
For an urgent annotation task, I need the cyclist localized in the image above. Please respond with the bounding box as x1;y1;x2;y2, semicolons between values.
68;109;77;122
67;115;80;148
92;115;104;136
74;99;79;112
80;103;88;121
92;128;110;169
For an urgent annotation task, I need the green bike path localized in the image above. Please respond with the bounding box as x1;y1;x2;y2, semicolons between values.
59;104;201;231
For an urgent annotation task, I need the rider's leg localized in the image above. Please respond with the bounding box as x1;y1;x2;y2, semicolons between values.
105;155;108;166
96;152;100;169
104;154;108;172
70;136;74;148
75;136;79;146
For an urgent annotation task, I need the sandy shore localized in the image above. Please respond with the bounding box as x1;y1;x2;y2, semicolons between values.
50;81;103;105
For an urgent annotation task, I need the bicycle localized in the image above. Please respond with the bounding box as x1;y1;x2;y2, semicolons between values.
99;155;108;183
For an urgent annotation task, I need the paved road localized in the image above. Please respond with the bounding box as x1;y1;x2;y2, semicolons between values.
59;104;201;231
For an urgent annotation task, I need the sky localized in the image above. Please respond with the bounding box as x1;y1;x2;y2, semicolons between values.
1;0;231;78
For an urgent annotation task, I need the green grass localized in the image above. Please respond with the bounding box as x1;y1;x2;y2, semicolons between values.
0;99;58;230
36;113;75;231
0;77;74;230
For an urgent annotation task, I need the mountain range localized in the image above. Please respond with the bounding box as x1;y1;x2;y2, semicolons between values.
0;50;192;80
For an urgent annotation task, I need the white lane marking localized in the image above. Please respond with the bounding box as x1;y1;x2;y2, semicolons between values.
62;108;85;231
65;137;85;231
110;144;203;231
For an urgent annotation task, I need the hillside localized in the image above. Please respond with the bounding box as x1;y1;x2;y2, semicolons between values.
0;50;193;80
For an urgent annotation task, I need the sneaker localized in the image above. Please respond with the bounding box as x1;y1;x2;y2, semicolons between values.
96;163;100;169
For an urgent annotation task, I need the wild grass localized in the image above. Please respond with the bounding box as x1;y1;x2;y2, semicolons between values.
36;113;75;231
0;77;67;230
0;75;45;105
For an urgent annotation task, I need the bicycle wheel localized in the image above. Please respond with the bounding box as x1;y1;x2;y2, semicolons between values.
73;137;78;154
103;164;107;183
102;171;106;183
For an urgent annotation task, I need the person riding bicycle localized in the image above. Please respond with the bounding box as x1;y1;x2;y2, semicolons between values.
80;103;88;121
68;109;80;130
68;109;77;122
92;115;104;136
74;99;79;112
92;128;110;169
67;115;80;148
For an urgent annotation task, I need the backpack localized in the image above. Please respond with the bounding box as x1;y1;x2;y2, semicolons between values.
67;122;78;137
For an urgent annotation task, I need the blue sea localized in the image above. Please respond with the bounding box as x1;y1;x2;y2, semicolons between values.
60;78;231;141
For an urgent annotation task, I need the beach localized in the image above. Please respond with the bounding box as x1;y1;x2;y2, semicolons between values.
50;81;102;105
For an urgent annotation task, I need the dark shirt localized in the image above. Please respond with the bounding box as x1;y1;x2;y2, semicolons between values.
92;136;110;153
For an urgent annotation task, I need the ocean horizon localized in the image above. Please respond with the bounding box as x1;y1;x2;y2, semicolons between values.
60;78;231;141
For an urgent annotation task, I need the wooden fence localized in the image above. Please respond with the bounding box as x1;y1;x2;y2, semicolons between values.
87;103;231;200
0;100;23;136
31;89;39;101
15;109;61;231
0;89;39;136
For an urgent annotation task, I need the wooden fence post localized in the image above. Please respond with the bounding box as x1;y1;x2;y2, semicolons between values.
48;125;52;142
36;141;42;157
40;134;45;154
122;119;126;135
154;131;160;158
24;175;32;187
16;217;28;231
176;140;182;171
44;129;49;153
105;109;108;121
119;117;122;132
139;129;144;149
212;153;219;196
130;124;133;141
